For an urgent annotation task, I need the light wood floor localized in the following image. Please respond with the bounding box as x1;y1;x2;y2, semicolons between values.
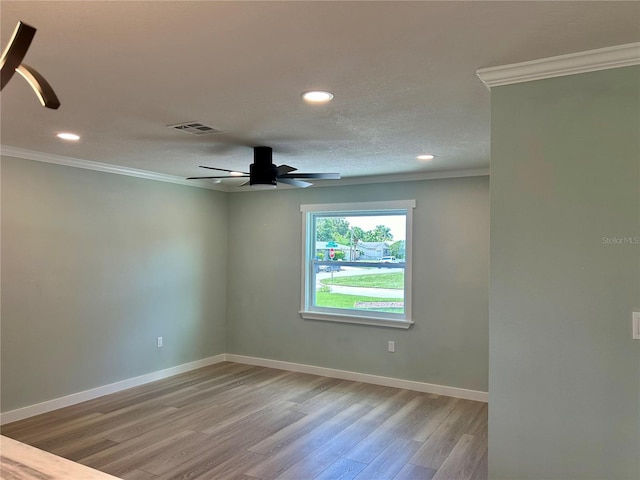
2;362;487;480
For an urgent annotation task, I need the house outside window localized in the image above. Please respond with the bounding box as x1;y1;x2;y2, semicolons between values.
300;200;415;329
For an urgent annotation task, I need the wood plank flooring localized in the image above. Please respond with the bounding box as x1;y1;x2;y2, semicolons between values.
0;435;120;479
1;362;487;480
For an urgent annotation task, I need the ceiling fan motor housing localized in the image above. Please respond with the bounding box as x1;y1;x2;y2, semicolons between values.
250;146;277;187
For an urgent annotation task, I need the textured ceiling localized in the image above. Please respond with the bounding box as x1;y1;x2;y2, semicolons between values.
1;1;639;187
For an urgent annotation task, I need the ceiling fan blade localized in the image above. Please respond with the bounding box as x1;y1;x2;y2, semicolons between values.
278;177;312;188
16;64;60;109
186;175;248;179
1;22;35;91
199;165;249;174
276;164;297;175
278;173;341;180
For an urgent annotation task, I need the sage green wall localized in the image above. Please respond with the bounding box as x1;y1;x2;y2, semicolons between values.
489;66;640;479
1;156;228;411
226;176;489;392
1;157;488;412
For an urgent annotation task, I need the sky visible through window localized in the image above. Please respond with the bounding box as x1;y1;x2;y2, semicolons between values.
342;215;406;241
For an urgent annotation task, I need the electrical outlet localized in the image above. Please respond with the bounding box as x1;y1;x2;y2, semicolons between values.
157;336;163;348
633;313;640;340
388;340;395;353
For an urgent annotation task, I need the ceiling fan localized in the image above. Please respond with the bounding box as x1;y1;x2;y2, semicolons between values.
187;146;340;189
1;21;60;109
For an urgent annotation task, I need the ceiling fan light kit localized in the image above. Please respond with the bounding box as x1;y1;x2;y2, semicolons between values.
249;146;278;188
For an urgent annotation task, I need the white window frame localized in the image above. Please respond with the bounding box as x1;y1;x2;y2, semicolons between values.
300;200;415;329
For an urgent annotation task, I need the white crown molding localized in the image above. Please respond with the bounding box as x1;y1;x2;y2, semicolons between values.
316;167;490;187
0;145;227;191
2;145;489;191
229;167;490;193
476;42;640;89
339;167;490;185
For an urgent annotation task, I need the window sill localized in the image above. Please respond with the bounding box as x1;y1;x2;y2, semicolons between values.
299;311;414;329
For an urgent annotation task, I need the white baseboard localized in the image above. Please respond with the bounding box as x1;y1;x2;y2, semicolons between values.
0;354;226;425
225;354;488;403
1;353;487;424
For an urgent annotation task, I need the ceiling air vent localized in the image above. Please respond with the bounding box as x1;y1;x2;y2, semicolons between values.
167;122;224;136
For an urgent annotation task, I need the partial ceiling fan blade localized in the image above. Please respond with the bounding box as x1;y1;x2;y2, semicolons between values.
199;165;249;174
15;64;60;109
276;164;297;175
186;175;249;179
278;177;313;188
1;21;35;90
279;173;341;180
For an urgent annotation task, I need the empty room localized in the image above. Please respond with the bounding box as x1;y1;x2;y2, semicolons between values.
1;2;638;480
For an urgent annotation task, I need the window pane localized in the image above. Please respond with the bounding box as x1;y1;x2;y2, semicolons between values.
314;265;405;314
312;214;406;315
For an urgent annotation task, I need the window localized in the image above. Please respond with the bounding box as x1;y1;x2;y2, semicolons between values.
300;200;415;329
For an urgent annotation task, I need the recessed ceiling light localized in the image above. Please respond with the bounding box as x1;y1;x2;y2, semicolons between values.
230;171;244;176
417;154;435;161
56;132;80;141
302;91;334;103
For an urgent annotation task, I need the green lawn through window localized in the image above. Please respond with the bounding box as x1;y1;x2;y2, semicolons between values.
315;291;404;314
319;272;404;289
